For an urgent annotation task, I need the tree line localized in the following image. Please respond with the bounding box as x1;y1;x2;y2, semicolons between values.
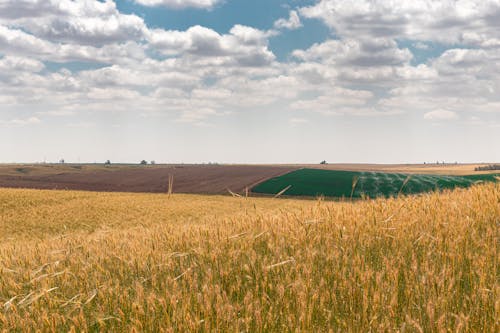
475;164;500;171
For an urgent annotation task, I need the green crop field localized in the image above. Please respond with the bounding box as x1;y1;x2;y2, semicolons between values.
252;169;500;198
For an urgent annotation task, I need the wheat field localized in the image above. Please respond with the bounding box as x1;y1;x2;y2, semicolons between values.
0;184;498;332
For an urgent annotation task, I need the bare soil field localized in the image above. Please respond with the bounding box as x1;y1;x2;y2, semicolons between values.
0;164;298;194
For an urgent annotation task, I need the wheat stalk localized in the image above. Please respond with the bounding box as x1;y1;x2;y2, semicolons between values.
167;174;174;197
350;176;359;200
0;184;497;331
227;188;242;197
266;258;295;270
274;185;292;198
398;175;412;196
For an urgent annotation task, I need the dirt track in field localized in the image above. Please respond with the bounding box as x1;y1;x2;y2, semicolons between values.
0;164;298;194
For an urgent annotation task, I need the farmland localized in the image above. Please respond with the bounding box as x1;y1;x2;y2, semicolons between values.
0;163;497;196
0;164;296;194
0;184;499;331
252;168;500;198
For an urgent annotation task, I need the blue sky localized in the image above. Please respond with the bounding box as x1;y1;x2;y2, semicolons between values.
0;0;499;164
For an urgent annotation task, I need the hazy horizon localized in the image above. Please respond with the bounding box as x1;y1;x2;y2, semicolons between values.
1;160;498;166
1;0;499;164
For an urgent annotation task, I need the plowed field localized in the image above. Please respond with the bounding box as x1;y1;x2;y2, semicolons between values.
0;164;297;194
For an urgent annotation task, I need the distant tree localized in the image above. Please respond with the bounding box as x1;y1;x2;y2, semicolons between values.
140;160;148;165
320;160;327;165
150;160;156;165
475;164;500;171
105;160;111;165
59;159;65;164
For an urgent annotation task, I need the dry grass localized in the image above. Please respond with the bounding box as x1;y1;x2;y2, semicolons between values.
0;185;498;332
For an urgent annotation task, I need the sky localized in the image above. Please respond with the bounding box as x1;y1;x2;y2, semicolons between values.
0;0;499;164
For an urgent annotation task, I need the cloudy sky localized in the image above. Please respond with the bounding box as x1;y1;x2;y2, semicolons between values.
1;0;499;164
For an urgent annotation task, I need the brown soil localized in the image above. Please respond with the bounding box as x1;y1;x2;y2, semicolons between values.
0;164;298;194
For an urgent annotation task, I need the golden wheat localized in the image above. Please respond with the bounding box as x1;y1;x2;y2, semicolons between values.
0;184;498;332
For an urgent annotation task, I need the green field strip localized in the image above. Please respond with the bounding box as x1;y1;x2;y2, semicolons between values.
252;169;499;198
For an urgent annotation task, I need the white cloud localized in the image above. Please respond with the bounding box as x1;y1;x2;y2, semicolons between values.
431;48;498;78
0;0;147;45
424;109;459;120
299;0;500;44
134;0;221;9
191;88;232;100
148;24;276;67
27;13;146;45
0;55;44;73
274;10;302;30
230;25;276;45
87;87;141;101
293;38;412;67
413;42;429;50
0;0;499;134
0;25;146;63
0;0;64;19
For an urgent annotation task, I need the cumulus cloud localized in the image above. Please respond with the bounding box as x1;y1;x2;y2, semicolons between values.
0;25;146;63
293;38;412;67
148;25;276;67
274;10;302;30
288;37;421;89
0;0;63;19
413;42;429;50
0;0;499;129
299;0;500;44
0;55;44;73
0;0;147;45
